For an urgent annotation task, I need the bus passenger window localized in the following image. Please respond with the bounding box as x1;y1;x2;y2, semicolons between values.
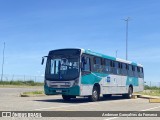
141;68;144;73
113;62;118;74
82;57;90;71
121;63;127;75
128;65;133;76
139;67;144;78
105;59;110;72
134;66;138;77
132;66;135;71
95;57;101;65
94;57;102;72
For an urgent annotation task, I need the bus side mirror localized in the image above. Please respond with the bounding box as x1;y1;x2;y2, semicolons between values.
41;56;48;65
41;57;44;65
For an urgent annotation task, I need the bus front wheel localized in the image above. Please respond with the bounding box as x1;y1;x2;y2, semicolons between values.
89;86;100;102
62;95;71;101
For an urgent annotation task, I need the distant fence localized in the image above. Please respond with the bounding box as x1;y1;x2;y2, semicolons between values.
145;81;160;88
0;74;44;83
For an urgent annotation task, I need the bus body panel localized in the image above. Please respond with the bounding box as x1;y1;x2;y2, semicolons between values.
80;72;144;95
80;85;93;96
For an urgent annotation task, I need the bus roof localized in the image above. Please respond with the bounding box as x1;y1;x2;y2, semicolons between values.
81;49;143;67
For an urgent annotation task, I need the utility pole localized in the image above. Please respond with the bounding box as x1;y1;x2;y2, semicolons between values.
1;42;5;81
116;50;118;58
123;17;130;60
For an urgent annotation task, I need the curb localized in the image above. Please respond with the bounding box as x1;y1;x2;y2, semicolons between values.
133;94;160;99
149;99;160;103
138;95;160;99
133;94;160;103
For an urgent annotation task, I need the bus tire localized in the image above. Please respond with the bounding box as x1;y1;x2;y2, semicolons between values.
123;86;133;99
89;86;99;102
62;95;71;101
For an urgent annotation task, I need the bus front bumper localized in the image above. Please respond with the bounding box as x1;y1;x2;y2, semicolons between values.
44;85;80;96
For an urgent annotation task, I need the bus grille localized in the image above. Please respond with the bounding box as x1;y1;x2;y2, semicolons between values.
50;85;70;88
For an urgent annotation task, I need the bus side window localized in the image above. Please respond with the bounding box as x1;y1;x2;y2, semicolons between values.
122;63;127;75
102;58;106;73
110;61;115;74
142;68;144;73
95;57;101;64
132;65;135;71
137;67;141;78
139;67;144;78
134;66;138;77
118;62;122;75
142;67;144;78
128;65;133;77
113;62;118;74
82;57;91;71
94;57;102;72
112;61;115;67
105;59;111;73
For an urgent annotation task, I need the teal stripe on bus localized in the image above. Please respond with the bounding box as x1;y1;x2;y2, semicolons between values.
126;77;139;86
81;72;108;84
131;62;137;66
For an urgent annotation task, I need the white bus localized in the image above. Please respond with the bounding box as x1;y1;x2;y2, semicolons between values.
42;48;144;102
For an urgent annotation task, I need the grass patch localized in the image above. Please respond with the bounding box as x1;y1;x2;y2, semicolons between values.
0;80;44;86
144;85;160;90
23;91;44;95
141;85;160;96
137;90;160;96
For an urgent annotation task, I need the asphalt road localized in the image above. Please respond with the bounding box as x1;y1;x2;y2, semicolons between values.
0;87;160;120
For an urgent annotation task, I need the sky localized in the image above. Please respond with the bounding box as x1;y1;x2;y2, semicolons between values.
0;0;160;83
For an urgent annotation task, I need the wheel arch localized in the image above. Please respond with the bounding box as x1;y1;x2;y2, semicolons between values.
129;84;133;92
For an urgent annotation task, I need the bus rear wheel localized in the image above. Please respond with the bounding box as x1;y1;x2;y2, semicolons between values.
123;86;133;99
62;95;71;101
89;86;100;102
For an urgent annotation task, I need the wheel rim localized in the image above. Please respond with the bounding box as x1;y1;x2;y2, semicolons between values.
93;90;98;99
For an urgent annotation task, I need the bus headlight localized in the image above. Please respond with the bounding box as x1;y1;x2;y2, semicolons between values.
65;82;71;86
45;80;50;87
73;79;79;86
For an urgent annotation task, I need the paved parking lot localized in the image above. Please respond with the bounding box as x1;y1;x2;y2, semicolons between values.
0;87;160;120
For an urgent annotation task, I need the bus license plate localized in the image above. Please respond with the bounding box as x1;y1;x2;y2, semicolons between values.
56;90;62;93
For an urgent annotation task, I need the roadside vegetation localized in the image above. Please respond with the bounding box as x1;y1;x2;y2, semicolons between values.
137;85;160;96
20;90;44;97
0;80;44;86
144;85;160;90
23;91;44;95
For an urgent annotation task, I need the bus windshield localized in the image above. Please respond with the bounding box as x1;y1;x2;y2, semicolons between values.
45;49;80;80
